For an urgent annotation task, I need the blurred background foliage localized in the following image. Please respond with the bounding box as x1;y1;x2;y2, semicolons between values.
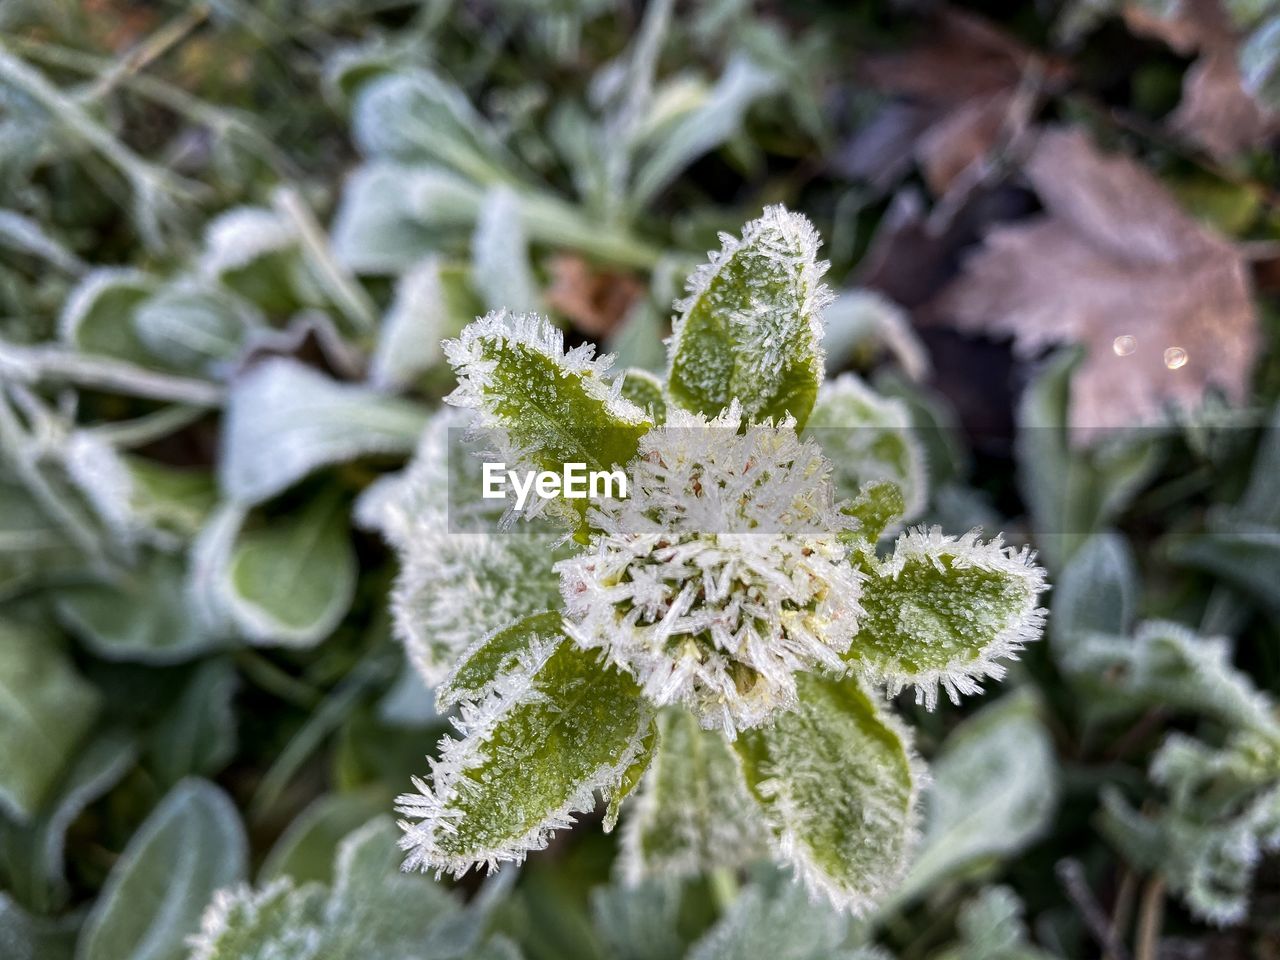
0;0;1278;958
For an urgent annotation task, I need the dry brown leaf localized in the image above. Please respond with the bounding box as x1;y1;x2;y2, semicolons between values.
850;9;1067;195
544;254;646;337
943;127;1259;438
1124;0;1280;160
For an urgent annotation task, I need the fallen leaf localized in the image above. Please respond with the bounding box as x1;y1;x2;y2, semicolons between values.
942;127;1259;440
544;254;646;337
850;9;1067;196
1124;0;1280;160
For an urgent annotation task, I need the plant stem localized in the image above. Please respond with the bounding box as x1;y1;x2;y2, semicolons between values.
0;339;224;407
1134;875;1165;960
87;4;209;102
708;867;739;914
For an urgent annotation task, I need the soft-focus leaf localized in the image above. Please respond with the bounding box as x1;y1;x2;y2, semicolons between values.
132;284;263;376
219;358;429;504
932;886;1056;960
1064;620;1278;731
473;185;540;315
0;619;99;821
0;731;135;913
733;674;920;915
369;258;480;391
146;659;237;787
58;268;156;363
259;789;392;886
0;894;78;960
397;638;654;877
1100;727;1280;926
590;875;688;960
619;706;766;883
889;691;1059;907
618;368;667;422
847;526;1048;709
330;164;484;275
190;817;517;960
351;69;521;184
629;56;778;209
55;552;222;664
667;206;830;428
1049;531;1137;659
79;779;247;960
222;493;357;647
807;372;926;526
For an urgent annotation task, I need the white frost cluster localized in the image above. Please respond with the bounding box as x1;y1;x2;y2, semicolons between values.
556;404;862;736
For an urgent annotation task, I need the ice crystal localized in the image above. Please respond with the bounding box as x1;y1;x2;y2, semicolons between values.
556;403;862;736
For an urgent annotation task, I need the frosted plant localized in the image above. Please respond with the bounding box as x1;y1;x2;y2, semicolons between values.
375;206;1048;914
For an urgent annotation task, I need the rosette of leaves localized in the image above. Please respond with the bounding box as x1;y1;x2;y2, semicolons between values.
378;206;1048;915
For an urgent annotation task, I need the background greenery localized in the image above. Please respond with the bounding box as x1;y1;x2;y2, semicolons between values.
1;1;1278;958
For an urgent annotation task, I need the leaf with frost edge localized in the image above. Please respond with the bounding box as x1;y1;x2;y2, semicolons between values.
666;204;833;427
850;526;1049;710
396;637;655;877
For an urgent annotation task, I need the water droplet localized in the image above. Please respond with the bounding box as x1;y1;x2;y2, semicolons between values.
1112;335;1137;356
1164;346;1188;370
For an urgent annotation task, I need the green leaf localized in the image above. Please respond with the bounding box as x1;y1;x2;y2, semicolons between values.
618;368;667;423
933;887;1056;960
58;268;156;363
444;312;651;524
79;779;247;960
132;285;263;376
687;869;864;960
0;894;78;960
190;817;519;960
223;494;357;648
397;637;654;876
888;691;1059;908
472;185;540;314
619;707;766;882
1063;620;1278;732
733;674;920;915
0;619;100;821
1168;522;1280;617
219;358;429;505
55;552;222;664
1049;532;1136;659
0;731;135;913
0;476;83;599
667;206;830;427
352;69;521;184
330;164;484;275
438;610;565;710
843;480;907;545
146;659;237;788
629;56;779;210
807;372;926;527
847;527;1048;709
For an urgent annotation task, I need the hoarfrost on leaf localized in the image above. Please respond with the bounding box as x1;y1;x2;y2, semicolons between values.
848;526;1048;709
667;205;832;428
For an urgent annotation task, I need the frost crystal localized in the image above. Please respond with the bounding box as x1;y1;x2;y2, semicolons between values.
556;404;862;736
